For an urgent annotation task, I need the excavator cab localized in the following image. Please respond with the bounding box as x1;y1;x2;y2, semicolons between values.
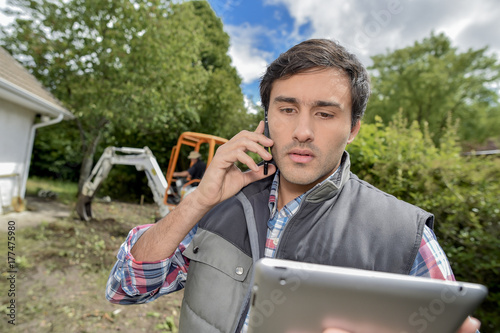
76;132;227;221
164;132;228;208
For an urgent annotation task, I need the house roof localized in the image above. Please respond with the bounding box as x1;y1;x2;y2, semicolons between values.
0;46;74;119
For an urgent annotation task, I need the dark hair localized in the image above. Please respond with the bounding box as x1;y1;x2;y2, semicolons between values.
259;39;371;127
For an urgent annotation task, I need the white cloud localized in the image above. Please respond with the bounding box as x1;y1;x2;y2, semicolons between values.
225;23;274;84
435;1;500;54
244;95;260;114
265;0;365;47
265;0;500;65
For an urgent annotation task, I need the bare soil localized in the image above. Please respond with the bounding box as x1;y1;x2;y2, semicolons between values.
0;197;184;333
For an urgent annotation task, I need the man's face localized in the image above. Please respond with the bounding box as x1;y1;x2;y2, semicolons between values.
268;68;360;191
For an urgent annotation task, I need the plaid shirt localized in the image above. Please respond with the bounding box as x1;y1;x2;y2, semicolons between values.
106;171;456;327
264;172;305;258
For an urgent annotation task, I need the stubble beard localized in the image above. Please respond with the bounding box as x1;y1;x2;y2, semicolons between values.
273;142;339;187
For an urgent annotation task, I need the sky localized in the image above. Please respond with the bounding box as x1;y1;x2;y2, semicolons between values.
207;0;500;103
1;0;499;104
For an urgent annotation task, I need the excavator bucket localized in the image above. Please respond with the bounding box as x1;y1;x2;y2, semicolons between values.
76;193;94;221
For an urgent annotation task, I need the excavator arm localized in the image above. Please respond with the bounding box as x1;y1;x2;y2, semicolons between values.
76;146;170;221
76;132;228;222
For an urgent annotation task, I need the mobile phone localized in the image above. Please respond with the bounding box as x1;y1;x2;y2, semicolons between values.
264;110;271;175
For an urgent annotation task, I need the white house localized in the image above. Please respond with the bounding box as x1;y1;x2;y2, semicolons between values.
0;47;74;214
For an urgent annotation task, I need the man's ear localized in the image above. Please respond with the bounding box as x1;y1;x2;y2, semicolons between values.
347;120;361;144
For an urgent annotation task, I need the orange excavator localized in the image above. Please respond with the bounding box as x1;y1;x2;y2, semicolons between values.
76;132;227;221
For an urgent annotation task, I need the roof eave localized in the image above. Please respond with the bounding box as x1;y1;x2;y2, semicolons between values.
0;77;75;120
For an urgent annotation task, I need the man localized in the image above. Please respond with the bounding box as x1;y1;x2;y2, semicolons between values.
173;150;206;182
106;39;480;333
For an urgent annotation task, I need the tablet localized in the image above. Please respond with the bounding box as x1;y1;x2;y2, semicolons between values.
247;258;487;333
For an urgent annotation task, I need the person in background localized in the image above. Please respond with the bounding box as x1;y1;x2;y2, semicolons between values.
173;150;206;182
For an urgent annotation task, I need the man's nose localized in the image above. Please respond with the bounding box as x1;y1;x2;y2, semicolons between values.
292;113;314;143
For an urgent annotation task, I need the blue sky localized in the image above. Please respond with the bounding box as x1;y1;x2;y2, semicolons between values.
206;0;500;104
208;0;307;101
2;0;499;105
209;0;310;102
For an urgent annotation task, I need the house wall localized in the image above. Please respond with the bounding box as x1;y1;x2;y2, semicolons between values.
0;98;35;214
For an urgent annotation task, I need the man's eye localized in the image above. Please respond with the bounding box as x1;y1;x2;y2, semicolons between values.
318;112;333;119
281;108;295;114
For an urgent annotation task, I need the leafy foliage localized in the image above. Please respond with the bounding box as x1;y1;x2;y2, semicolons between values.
348;115;500;329
1;0;256;197
28;121;81;182
366;32;500;145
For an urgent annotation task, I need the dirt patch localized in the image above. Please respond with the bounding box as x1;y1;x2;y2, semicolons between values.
9;265;184;333
0;196;72;229
0;198;184;333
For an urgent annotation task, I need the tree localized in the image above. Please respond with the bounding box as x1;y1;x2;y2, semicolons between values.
366;32;500;145
347;115;500;329
1;0;249;194
171;0;258;139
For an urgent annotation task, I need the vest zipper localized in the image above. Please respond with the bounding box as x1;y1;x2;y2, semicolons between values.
273;163;346;258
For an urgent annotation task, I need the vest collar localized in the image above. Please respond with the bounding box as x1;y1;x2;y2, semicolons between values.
240;151;351;204
305;151;351;203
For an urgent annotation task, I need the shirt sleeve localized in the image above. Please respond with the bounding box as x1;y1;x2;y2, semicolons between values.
409;225;455;281
410;227;481;333
105;223;197;304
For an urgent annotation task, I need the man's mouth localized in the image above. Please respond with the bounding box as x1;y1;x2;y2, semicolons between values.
288;149;314;164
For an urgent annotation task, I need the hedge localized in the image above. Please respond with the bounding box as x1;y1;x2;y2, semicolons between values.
348;114;500;329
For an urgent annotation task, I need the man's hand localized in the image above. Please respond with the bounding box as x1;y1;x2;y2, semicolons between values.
457;316;481;333
131;121;274;262
321;316;481;333
193;120;275;209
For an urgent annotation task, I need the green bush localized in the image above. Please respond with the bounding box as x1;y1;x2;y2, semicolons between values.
348;114;500;329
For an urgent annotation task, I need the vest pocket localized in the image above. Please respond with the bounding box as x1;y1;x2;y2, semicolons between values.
183;228;252;281
180;228;253;332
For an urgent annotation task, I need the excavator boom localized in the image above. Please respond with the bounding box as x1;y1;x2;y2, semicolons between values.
76;146;170;221
76;132;227;222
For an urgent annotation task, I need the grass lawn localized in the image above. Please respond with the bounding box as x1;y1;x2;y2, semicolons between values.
25;177;79;205
0;178;183;332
